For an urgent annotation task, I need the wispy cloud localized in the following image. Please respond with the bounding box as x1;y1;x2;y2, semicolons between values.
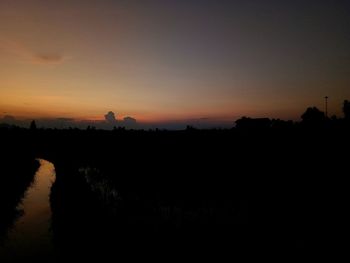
0;38;71;65
31;53;69;65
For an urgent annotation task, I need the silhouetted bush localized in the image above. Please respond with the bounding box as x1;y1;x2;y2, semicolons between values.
301;107;326;126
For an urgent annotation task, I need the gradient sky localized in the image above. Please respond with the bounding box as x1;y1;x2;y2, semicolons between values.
1;0;350;125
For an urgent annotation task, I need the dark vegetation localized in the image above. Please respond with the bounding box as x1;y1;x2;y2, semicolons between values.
1;102;349;259
0;132;39;244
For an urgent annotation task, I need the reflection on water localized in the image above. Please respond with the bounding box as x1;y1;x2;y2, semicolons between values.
0;159;56;261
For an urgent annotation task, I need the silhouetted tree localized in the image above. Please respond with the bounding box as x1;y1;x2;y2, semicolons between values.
30;120;37;130
343;100;350;120
301;107;325;125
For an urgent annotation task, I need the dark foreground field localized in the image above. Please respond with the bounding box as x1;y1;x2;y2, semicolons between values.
0;125;348;260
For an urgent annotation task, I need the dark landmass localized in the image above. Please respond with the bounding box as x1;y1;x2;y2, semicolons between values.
1;104;349;259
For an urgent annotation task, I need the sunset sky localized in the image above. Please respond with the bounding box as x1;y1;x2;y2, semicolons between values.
1;0;350;127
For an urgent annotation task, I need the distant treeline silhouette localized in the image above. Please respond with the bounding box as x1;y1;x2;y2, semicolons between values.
2;100;350;132
236;99;350;129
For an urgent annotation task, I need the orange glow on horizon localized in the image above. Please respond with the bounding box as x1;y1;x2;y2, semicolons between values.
1;1;349;125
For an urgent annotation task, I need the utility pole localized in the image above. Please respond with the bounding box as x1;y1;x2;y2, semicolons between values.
324;96;329;118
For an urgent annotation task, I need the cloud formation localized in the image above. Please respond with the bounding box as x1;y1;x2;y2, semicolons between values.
0;38;70;65
32;53;69;65
55;118;75;122
3;115;16;122
0;115;30;127
103;111;138;129
104;111;117;124
123;117;136;124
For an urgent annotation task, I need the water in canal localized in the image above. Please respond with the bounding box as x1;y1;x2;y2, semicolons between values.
0;159;56;261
